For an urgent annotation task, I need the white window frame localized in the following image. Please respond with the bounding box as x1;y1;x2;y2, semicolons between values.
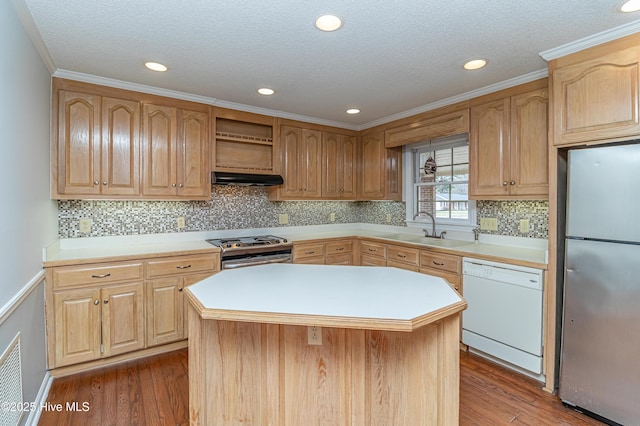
403;134;476;232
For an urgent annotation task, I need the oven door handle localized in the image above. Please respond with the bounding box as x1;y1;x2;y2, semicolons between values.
223;256;292;269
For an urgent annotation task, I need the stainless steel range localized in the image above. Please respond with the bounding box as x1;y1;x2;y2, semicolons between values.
206;235;293;269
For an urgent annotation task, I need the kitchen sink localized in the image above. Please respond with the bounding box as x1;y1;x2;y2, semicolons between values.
378;233;470;248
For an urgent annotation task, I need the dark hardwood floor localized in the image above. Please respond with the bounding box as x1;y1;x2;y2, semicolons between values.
39;349;604;425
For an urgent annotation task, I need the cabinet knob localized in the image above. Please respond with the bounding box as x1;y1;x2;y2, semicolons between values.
510;181;515;185
179;183;184;188
94;299;99;305
103;299;109;304
102;181;107;186
502;181;508;186
179;288;183;292
93;180;99;186
172;183;177;188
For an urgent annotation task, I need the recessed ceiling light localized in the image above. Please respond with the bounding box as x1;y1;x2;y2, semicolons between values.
315;14;342;32
621;0;640;12
145;62;168;72
258;88;275;96
346;108;360;115
463;59;487;70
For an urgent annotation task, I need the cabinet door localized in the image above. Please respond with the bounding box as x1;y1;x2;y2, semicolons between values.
322;132;341;198
101;282;145;357
360;132;385;199
177;109;210;198
385;146;402;201
57;91;101;196
53;288;101;367
301;129;322;197
147;277;183;347
510;89;549;197
101;97;140;195
340;135;358;198
279;126;303;197
142;104;178;196
552;45;640;145
469;98;510;198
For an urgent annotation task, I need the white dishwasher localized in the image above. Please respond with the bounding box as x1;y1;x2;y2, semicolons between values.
462;258;544;377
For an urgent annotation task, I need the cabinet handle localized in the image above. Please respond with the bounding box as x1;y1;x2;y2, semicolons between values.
93;180;99;186
179;288;183;292
91;273;111;279
432;261;445;266
502;181;508;186
454;287;460;292
172;183;177;188
103;299;109;304
368;248;377;252
176;264;192;269
335;247;344;251
102;181;107;186
94;299;100;305
510;181;515;185
304;251;316;255
397;254;407;258
179;183;184;188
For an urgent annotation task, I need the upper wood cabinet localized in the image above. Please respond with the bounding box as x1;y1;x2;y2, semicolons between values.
469;88;548;199
55;91;140;197
142;105;210;198
322;132;357;198
359;131;402;201
52;78;211;200
384;109;469;148
550;35;640;146
212;109;277;173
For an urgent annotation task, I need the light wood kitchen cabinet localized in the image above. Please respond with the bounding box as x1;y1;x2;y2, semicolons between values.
469;88;548;199
54;91;140;197
145;254;218;346
384;109;470;147
142;105;210;198
386;244;420;271
293;242;326;264
322;132;357;198
294;240;354;264
51;280;144;368
420;251;462;293
325;240;354;265
550;35;640;146
359;240;387;266
359;130;402;200
273;126;322;199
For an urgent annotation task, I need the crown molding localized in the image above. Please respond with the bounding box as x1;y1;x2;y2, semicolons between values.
356;68;548;130
540;19;640;61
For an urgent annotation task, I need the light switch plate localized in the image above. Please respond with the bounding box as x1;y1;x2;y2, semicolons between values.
79;218;91;233
330;212;335;222
278;214;289;225
519;219;530;233
308;326;322;345
176;217;185;229
386;213;392;223
480;217;498;231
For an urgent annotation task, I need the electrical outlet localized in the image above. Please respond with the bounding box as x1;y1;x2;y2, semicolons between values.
278;214;289;225
386;213;392;223
176;217;185;229
330;212;335;222
308;326;322;345
79;219;91;233
480;217;498;231
519;219;530;233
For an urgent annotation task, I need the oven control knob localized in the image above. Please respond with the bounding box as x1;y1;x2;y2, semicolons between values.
282;238;288;243
225;243;232;248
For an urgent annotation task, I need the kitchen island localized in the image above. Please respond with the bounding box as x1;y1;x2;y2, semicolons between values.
184;263;467;425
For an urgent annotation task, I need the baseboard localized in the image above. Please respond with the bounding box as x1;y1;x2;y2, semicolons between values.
23;371;53;426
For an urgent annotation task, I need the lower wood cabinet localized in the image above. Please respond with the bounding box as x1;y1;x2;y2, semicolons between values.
51;281;145;368
45;253;219;371
293;239;354;265
419;251;462;293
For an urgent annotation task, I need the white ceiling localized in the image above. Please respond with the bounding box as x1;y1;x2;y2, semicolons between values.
16;0;640;129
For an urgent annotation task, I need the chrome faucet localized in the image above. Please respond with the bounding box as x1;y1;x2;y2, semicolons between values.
413;211;437;238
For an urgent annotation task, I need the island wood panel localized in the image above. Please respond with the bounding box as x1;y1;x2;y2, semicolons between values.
188;307;460;425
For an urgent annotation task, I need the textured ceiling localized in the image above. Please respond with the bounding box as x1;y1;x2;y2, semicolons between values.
17;0;640;129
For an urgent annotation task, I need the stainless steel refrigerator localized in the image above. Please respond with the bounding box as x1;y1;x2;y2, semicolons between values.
560;143;640;425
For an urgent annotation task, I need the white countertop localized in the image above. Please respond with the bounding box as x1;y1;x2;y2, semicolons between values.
186;263;466;331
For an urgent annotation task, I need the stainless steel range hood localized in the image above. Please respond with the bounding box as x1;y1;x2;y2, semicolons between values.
212;171;284;186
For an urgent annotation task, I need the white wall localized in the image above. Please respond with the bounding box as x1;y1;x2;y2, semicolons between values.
0;1;57;424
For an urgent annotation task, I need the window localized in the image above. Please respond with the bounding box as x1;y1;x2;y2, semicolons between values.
409;135;475;227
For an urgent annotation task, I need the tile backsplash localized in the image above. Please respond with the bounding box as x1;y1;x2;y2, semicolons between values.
476;200;548;239
58;187;548;239
58;186;406;238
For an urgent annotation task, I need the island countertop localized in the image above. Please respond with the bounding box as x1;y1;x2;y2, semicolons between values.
185;263;467;332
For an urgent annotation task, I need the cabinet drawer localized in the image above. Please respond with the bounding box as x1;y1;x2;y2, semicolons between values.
387;245;419;266
325;241;353;255
360;241;386;258
326;253;353;265
293;243;325;260
146;255;217;278
360;254;386;267
387;259;420;272
420;267;462;293
53;262;143;289
420;251;461;274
